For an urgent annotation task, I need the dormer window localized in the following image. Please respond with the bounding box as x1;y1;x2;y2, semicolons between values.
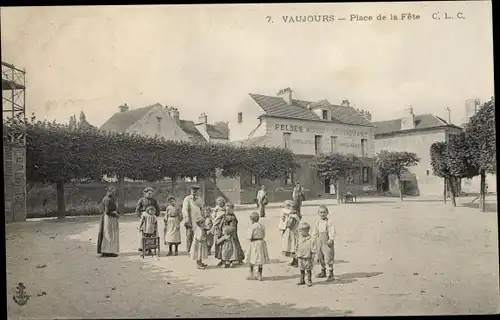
237;112;243;123
322;110;328;120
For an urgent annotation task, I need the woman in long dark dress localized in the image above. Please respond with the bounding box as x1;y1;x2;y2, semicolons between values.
215;202;245;266
97;186;120;257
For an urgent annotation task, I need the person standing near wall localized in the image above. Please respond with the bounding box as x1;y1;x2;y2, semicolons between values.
256;185;268;218
292;182;305;216
182;184;204;253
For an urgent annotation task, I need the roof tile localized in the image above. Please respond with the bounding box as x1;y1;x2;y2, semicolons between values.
249;93;374;126
373;114;457;135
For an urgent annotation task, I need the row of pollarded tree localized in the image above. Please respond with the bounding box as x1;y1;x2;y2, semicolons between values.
3;114;300;219
430;98;495;212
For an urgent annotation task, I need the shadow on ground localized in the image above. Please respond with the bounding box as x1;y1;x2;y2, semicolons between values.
314;272;383;286
461;202;498;213
344;201;396;205
402;199;444;203
6;218;352;318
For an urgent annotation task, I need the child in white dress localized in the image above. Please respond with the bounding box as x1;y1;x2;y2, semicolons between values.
245;211;270;281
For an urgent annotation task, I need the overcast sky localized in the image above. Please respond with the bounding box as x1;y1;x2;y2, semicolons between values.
1;2;493;127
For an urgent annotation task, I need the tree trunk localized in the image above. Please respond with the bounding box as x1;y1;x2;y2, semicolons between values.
56;180;65;219
443;178;447;203
118;174;125;215
397;175;403;201
448;177;457;207
336;180;341;204
479;170;486;212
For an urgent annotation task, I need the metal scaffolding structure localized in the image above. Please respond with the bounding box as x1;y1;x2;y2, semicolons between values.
2;61;26;145
2;61;27;223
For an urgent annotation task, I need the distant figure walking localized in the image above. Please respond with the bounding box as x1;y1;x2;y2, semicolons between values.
97;186;120;257
292;182;305;216
182;184;204;253
135;187;160;252
256;185;268;218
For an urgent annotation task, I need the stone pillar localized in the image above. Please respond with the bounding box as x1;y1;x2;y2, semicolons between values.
4;145;27;223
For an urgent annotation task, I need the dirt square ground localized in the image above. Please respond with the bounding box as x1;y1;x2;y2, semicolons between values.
6;196;499;318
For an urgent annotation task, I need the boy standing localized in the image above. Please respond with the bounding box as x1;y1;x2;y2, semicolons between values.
311;205;336;282
296;221;316;287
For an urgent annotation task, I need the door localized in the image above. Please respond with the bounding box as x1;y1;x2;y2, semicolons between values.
324;179;331;194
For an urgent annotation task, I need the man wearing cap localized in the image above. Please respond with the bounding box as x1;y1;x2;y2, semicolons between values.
292;181;305;216
182;184;205;252
135;187;161;251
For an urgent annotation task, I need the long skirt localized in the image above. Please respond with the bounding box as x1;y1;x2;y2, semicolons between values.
164;217;182;245
315;232;335;266
218;239;234;261
281;228;298;257
137;218;143;250
231;232;245;262
190;239;208;260
213;231;222;257
97;213;119;255
245;239;270;265
216;234;244;262
206;232;214;249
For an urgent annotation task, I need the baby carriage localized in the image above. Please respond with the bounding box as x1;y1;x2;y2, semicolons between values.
140;211;161;258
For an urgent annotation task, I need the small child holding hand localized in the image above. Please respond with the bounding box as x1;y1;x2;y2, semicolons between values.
190;217;209;269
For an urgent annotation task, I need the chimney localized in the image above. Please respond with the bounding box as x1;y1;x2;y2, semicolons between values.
341;99;350;107
401;106;415;130
119;103;129;112
277;87;293;105
198;113;208;131
364;111;372;121
171;107;179;121
198;113;207;125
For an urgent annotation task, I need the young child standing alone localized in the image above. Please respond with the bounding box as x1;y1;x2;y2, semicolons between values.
296;221;316;287
190;216;209;269
245;211;269;281
164;196;182;256
311;205;336;281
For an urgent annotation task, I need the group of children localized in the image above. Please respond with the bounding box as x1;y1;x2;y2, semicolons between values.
139;196;247;269
138;195;336;287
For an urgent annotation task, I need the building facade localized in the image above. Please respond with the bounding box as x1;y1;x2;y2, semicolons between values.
100;103;229;144
221;88;377;204
373;108;463;196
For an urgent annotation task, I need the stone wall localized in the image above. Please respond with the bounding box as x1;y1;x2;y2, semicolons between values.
26;180;208;218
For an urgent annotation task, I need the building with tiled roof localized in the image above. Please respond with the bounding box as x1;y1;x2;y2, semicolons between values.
100;103;228;144
222;88;378;204
373;108;463;197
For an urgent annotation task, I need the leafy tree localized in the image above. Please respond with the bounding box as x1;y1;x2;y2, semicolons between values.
311;153;362;204
430;140;474;207
376;150;420;201
7;112;302;217
464;98;496;211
